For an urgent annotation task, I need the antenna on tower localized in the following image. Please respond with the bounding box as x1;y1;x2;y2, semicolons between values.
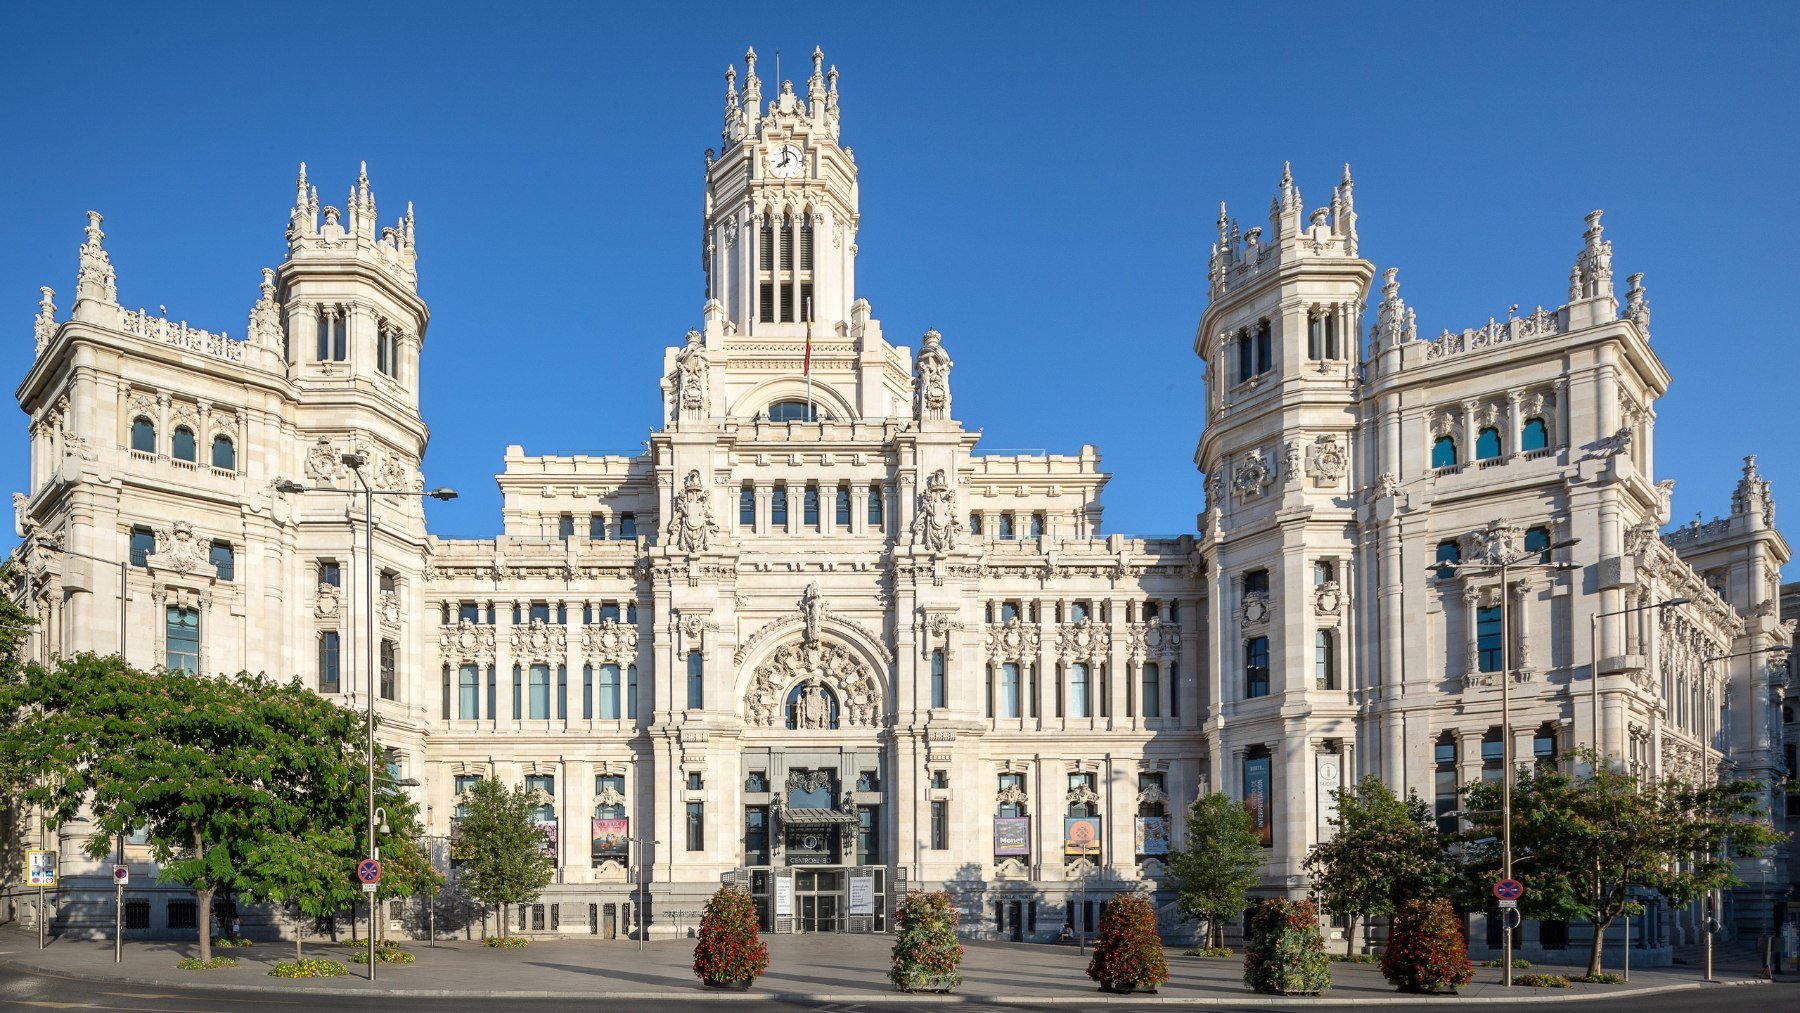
775;49;780;87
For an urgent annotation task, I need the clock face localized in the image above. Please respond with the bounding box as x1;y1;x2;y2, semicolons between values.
768;144;803;178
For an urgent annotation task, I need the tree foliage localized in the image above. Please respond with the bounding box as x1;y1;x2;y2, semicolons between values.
1301;775;1454;954
1086;893;1170;991
1168;792;1263;948
691;886;769;985
1460;750;1786;978
889;890;963;992
451;777;554;937
0;655;439;961
1242;897;1331;995
1381;898;1472;993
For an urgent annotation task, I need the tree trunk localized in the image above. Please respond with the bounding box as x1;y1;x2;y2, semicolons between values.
1346;914;1359;956
195;885;214;963
1586;917;1610;979
293;903;303;962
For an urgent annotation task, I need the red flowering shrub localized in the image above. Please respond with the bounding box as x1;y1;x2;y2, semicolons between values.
691;886;768;986
1242;898;1330;995
889;891;964;992
1085;894;1170;991
1381;898;1472;993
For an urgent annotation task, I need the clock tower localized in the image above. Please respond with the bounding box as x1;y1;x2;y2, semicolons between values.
703;46;859;340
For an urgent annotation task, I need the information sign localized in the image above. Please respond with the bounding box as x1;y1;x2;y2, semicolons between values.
26;850;56;888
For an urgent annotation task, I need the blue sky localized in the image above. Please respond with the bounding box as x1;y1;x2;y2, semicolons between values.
2;2;1795;577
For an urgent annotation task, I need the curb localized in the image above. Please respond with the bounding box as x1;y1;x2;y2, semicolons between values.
0;956;1770;1004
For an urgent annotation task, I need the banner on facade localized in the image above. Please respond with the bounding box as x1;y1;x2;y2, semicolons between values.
1134;816;1169;856
993;817;1031;857
591;817;629;856
1064;816;1101;857
1315;752;1343;843
774;875;794;916
848;874;875;915
534;821;558;860
1243;755;1273;847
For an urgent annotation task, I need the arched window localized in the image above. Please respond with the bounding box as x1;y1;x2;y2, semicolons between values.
210;435;235;470
786;682;840;729
1431;435;1457;470
1475;426;1502;461
171;426;197;462
1521;417;1549;452
1524;526;1552;564
1245;637;1270;698
130;417;156;454
1434;540;1462;580
767;400;816;422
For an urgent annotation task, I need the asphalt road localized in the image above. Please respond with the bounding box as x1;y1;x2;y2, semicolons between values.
0;966;1793;1013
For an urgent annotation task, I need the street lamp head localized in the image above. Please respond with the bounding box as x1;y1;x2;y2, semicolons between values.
273;480;306;494
1660;597;1693;608
1547;561;1582;571
339;452;366;469
428;488;457;501
35;537;63;551
1549;537;1581;551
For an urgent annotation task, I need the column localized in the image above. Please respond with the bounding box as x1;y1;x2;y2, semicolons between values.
1459;399;1477;467
1505;392;1523;459
754;483;772;537
1511;581;1533;677
1462;585;1480;681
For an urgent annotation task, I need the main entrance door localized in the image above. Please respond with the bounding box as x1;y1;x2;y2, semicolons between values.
795;869;841;932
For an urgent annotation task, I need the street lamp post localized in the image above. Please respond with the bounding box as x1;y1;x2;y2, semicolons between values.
276;461;454;980
617;835;660;952
1434;535;1580;988
1588;598;1691;762
1696;645;1790;983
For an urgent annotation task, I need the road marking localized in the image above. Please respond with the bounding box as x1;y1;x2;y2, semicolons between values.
97;996;182;1001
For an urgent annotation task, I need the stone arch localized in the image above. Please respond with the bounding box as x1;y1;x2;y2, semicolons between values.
728;376;856;421
737;632;888;730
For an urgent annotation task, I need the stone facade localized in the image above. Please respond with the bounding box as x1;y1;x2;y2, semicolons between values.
6;49;1791;953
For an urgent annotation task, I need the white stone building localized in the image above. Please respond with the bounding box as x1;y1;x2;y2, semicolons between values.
6;48;1790;957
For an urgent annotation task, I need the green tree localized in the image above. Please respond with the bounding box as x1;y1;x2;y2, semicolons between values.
452;777;554;939
0;656;434;962
1302;774;1454;954
1460;750;1786;978
1169;791;1264;949
0;562;37;903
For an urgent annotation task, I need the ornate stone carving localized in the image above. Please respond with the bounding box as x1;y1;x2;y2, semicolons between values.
151;520;209;575
1126;620;1181;662
922;610;963;659
1306;434;1347;484
594;784;627;809
34;287;56;355
799;582;825;644
76;211;117;305
986;616;1041;663
1241;592;1270;626
1056;617;1110;662
580;620;639;664
1466;521;1524;565
509;618;568;664
995;783;1030;809
1065;782;1101;808
1135;782;1169;807
1314;580;1343;616
665;469;720;553
315;582;341;620
1231;451;1273;499
670;329;710;421
745;639;881;728
913;328;952;420
438;619;496;664
304;437;340;482
910;469;960;552
246;268;282;349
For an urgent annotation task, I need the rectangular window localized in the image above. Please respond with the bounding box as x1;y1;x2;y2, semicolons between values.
163;606;199;673
627;664;638;718
1170;660;1180;718
600;602;621;623
739;486;755;526
512;665;523;720
998;513;1015;540
130;526;155;568
687;650;704;709
458;601;482;624
210;541;234;582
317;631;341;693
1000;662;1021;718
589;514;606;540
686;801;704;851
487;665;496;719
556;665;567;719
759;282;774;323
442;665;451;719
1243;569;1269;597
1030;512;1045;539
558;513;574;540
1245;637;1270;698
529;664;551;720
167;901;198;930
1142;662;1161;718
581;665;593;720
803;484;820;526
857;805;880;864
930;649;946;709
380;639;397;701
770;485;788;526
1069;663;1091;717
600;664;621;719
320;560;342;587
835;484;851;526
459;663;479;719
929;800;948;850
868;484;884;529
744;806;769;866
529;602;551;625
617;513;636;539
1476;606;1503;673
124;900;150;930
1314;630;1336;690
1069;601;1089;622
1434;737;1458;835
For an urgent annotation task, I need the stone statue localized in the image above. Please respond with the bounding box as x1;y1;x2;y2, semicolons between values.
799;582;824;644
910;469;960;552
913;328;953;420
665;469;720;553
671;329;709;420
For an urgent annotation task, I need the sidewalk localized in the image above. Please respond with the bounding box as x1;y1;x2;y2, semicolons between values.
0;927;1774;1004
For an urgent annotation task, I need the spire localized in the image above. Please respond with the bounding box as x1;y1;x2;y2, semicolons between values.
1624;272;1650;339
75;210;118;307
808;46;826;113
1372;267;1413;350
247;268;282;350
742;46;762;122
1334;163;1358;256
34;286;56;356
1272;161;1302;239
723;64;745;144
1732;454;1775;526
824;63;841;139
1573;209;1613;301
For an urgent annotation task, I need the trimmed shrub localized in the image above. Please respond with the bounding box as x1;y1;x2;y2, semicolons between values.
1185;946;1234;957
1381;898;1472;993
1086;894;1170;992
691;886;769;986
1330;952;1380;963
889;890;964;992
349;940;417;964
1517;973;1573;988
1242;898;1331;996
1576;972;1624;984
177;956;239;970
1480;957;1531;968
209;937;254;948
484;935;530;948
269;958;347;978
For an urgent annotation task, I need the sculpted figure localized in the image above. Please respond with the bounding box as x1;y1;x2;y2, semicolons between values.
671;329;709;419
913;329;953;419
665;469;720;553
910;469;960;552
